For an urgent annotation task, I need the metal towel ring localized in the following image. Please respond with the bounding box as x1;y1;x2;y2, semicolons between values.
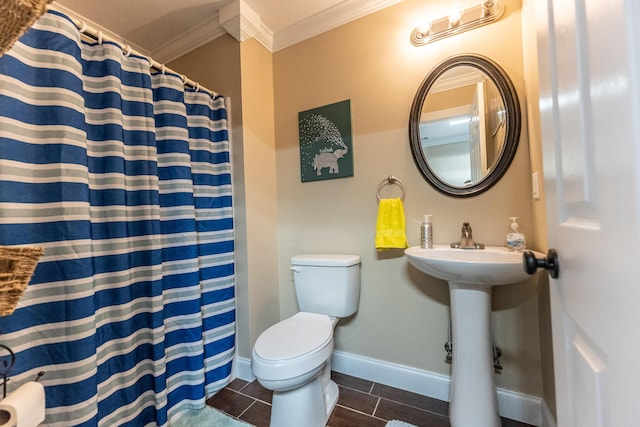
377;175;406;201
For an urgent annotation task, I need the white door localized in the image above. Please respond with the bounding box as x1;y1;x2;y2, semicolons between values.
469;81;488;181
535;0;640;426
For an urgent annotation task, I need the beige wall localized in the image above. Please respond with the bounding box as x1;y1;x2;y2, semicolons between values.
172;0;550;402
170;36;281;359
521;0;556;417
273;0;542;396
238;38;280;354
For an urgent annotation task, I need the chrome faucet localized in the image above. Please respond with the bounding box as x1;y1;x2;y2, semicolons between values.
451;222;485;249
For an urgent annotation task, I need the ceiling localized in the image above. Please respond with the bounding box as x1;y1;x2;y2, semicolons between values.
53;0;401;63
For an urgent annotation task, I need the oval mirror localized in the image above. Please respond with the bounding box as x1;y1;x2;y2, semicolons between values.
409;54;521;197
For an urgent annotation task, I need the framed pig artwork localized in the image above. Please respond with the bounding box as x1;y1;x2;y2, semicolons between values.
298;100;354;182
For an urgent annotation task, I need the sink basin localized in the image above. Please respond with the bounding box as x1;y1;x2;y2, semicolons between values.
405;244;539;286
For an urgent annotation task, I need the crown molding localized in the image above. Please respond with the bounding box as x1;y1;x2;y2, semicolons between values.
153;13;227;64
219;0;261;42
271;0;401;52
212;0;401;53
254;23;274;52
52;0;401;60
217;0;273;51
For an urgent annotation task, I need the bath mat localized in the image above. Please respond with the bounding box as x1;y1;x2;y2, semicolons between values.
169;406;253;427
385;421;418;427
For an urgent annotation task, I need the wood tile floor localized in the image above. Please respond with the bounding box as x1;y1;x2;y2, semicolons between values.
206;371;535;427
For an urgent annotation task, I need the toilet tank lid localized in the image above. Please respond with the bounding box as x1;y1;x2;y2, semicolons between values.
291;254;360;267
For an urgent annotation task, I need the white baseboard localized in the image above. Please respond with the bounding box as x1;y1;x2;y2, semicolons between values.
541;400;557;427
331;350;544;427
331;350;451;401
233;350;545;427
495;387;542;427
233;355;254;382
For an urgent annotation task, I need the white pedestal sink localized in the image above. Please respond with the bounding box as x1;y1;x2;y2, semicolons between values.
405;244;542;427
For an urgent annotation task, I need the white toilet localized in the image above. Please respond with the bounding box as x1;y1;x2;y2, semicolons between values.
251;254;361;427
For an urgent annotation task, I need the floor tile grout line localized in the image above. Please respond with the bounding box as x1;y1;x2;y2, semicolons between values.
224;384;392;424
368;382;375;394
336;382;448;419
371;382;450;418
377;396;450;419
236;399;257;420
335;403;388;423
226;386;273;407
232;381;449;421
371;396;381;418
236;381;250;393
336;381;447;423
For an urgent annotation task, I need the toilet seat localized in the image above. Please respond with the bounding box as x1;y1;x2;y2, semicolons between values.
255;312;332;360
252;312;334;381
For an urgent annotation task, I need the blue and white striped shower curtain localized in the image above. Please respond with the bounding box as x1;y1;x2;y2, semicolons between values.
0;10;235;426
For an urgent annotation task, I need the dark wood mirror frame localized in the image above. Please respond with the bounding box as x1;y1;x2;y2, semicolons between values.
409;54;521;197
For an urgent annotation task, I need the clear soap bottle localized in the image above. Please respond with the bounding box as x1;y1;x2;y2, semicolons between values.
506;217;526;251
420;215;433;249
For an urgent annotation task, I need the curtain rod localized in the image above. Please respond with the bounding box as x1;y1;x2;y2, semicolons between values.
46;4;217;97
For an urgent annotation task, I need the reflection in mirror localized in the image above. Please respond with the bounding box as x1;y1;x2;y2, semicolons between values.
420;67;505;186
409;55;520;197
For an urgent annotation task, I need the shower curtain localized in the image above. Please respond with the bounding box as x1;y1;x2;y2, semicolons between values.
0;10;235;426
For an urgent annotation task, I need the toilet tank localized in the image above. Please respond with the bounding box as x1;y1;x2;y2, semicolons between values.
291;254;361;318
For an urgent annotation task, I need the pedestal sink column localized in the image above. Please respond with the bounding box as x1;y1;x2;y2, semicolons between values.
448;283;500;427
404;245;543;426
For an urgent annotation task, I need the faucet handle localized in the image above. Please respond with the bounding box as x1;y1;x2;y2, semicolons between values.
462;222;472;237
452;222;484;249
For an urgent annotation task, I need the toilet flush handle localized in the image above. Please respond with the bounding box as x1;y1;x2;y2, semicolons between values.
289;266;302;273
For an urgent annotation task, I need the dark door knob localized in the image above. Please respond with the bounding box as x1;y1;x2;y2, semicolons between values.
523;249;559;279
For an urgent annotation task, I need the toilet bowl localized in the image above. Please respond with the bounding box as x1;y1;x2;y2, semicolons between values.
251;254;361;427
252;312;338;427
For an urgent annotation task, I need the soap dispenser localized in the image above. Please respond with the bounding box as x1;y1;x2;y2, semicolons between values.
420;215;433;249
506;217;526;251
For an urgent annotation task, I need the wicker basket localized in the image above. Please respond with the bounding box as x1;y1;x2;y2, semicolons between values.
0;0;53;57
0;246;44;316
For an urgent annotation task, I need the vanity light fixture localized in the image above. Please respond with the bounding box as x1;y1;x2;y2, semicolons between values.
410;0;505;46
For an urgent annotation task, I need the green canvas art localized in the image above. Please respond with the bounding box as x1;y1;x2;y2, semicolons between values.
298;99;353;182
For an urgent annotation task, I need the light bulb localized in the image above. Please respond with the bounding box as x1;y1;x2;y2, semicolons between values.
449;10;462;27
416;21;432;35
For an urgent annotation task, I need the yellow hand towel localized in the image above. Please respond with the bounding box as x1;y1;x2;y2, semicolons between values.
375;198;408;250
